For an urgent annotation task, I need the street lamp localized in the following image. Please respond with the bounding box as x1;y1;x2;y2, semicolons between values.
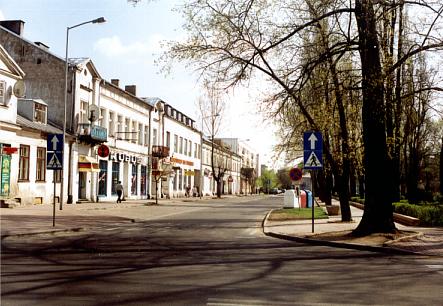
61;17;106;210
200;113;219;199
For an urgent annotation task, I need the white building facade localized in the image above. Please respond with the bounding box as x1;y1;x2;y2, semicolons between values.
146;98;201;199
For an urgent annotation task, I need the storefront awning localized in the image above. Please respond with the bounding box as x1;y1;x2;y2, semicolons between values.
78;155;100;173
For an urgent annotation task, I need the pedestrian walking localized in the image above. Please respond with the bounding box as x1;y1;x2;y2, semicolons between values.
115;181;123;203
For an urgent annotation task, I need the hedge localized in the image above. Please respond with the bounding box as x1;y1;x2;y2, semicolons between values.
393;202;443;226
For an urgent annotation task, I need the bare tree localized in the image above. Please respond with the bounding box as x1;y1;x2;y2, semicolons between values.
198;81;227;197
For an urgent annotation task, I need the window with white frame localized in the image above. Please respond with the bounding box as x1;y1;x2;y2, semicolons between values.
99;108;106;127
125;118;130;141
184;138;187;156
34;102;47;124
117;115;123;138
108;111;115;137
80;101;88;123
188;140;192;156
174;134;178;153
144;125;149;146
0;80;6;105
166;131;171;149
153;128;158;146
179;137;183;154
138;123;143;144
132;121;137;143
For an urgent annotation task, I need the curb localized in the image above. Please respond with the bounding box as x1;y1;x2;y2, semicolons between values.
262;210;423;256
1;227;84;239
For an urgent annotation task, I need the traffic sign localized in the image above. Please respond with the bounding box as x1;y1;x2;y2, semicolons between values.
47;151;63;170
303;131;323;169
47;134;64;152
97;144;110;158
289;167;303;181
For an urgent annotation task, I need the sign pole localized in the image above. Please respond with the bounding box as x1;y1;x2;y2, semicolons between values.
311;170;314;233
53;171;56;227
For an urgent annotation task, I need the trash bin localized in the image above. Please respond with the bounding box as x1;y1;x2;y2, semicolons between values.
306;190;313;208
300;190;307;208
284;189;299;208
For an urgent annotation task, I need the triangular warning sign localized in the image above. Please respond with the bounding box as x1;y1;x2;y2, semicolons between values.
48;154;62;168
305;151;322;167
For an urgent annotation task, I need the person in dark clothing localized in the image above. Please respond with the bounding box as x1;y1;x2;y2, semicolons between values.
115;181;123;203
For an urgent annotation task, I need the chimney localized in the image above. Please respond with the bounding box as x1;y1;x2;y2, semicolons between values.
125;85;136;96
111;79;120;87
0;20;25;36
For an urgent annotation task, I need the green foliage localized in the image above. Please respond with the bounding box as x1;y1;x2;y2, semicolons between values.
257;169;278;192
393;202;443;226
269;208;328;221
350;197;365;204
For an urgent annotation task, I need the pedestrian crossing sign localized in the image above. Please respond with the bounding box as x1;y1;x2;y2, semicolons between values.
47;151;63;170
303;131;323;170
304;151;323;169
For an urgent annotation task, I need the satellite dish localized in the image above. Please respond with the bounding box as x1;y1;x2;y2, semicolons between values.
88;104;99;122
13;80;26;98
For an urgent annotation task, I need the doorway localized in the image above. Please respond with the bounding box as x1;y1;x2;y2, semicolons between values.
78;172;87;199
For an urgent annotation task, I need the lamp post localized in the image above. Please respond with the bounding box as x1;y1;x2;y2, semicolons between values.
199;113;219;199
61;17;106;210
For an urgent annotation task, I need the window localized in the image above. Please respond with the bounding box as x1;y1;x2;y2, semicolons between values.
111;162;120;195
0;80;6;105
184;138;187;156
18;145;30;181
189;140;192;156
144;126;149;146
125;118;130;140
108;111;115;137
198;144;201;159
34;103;47;124
138;123;143;144
179;137;183;154
117;115;123;139
98;160;108;196
99;108;106;128
153;128;158;146
166;131;170;149
174;134;178;153
53;170;62;183
80;101;88;123
132;121;137;143
36;147;46;181
141;165;147;195
131;164;137;195
194;143;198;158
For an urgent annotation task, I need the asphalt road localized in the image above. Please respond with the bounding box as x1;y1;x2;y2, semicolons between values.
1;196;442;305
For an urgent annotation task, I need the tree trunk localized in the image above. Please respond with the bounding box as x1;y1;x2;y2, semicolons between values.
353;0;396;235
440;136;443;195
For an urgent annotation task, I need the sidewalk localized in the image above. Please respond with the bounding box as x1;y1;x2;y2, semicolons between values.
264;199;443;256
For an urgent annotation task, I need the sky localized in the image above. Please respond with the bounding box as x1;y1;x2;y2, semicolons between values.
0;0;280;167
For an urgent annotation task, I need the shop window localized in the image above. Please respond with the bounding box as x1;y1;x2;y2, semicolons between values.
141;165;147;195
99;160;108;196
111;162;119;195
131;164;137;195
36;147;46;181
18;145;30;181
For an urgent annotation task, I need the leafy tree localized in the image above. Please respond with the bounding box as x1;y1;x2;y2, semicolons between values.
163;0;443;235
258;168;278;193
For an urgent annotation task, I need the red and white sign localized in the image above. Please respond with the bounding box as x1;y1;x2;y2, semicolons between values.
2;147;18;154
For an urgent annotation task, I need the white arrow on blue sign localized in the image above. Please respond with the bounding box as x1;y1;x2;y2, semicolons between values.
303;131;323;169
47;133;64;152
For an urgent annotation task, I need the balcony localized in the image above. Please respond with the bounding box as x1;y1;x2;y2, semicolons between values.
78;123;108;145
152;145;170;158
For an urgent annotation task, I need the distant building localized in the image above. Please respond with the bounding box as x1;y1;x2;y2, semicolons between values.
216;138;260;194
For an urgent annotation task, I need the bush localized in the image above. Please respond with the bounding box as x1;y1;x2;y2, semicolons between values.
350;197;365;204
393;202;443;226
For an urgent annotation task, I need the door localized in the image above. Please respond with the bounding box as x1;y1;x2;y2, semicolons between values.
78;172;87;199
